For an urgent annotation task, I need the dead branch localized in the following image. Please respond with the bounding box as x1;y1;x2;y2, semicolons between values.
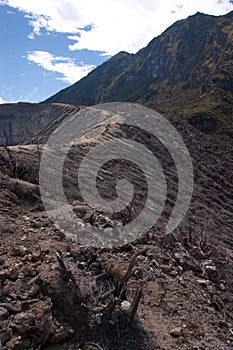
3;145;16;176
129;286;142;320
102;297;118;322
56;251;82;304
95;267;111;281
98;288;115;301
118;248;148;298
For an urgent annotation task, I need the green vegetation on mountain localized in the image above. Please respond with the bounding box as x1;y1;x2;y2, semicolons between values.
45;11;233;142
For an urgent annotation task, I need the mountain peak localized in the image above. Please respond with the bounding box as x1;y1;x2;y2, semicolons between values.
192;11;206;16
45;12;233;143
188;11;217;19
113;51;133;58
109;50;133;62
224;10;233;18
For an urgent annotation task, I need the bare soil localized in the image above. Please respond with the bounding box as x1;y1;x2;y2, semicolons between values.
0;117;233;350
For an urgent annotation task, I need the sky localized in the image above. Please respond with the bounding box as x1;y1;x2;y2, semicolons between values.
0;0;233;104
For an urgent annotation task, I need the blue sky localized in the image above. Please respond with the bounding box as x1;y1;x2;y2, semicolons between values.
0;0;233;104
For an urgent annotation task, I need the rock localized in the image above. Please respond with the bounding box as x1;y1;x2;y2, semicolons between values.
173;252;202;272
28;283;40;297
176;256;202;272
11;312;35;333
170;327;183;337
82;209;95;224
168;270;179;277
202;260;219;281
6;177;40;201
50;326;73;344
0;307;9;321
173;252;187;264
95;214;114;228
11;246;28;257
160;233;176;247
190;246;204;260
7;268;18;281
219;282;226;291
16;272;24;280
31;221;41;229
72;200;85;207
6;335;31;350
90;262;101;274
31;249;43;262
0;328;13;344
22;215;30;222
160;264;171;273
68;243;81;258
30;299;54;343
121;301;131;314
151;259;159;267
133;268;143;279
73;205;89;218
78;261;87;269
197;279;210;287
96;313;102;324
146;249;154;258
22;266;38;277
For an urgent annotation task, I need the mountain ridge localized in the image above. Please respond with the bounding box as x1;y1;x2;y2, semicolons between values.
45;11;233;143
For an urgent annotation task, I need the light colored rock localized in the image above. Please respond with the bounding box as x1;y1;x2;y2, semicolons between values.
121;301;131;314
96;313;102;324
219;282;226;291
73;204;89;218
72;200;86;207
197;279;210;286
170;327;183;337
22;215;30;221
5;177;40;200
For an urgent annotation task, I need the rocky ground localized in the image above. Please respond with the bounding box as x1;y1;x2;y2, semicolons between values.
0;193;232;350
0;113;233;350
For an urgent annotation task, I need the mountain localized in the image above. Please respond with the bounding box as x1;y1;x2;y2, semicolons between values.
0;101;233;350
45;11;233;142
1;12;233;349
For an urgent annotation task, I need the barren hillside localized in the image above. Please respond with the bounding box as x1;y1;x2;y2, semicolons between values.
0;104;232;349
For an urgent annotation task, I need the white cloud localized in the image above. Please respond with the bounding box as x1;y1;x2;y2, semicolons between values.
27;51;96;83
0;97;7;104
0;96;19;104
1;0;233;56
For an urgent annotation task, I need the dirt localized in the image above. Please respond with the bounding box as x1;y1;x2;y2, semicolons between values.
0;116;233;350
0;195;232;350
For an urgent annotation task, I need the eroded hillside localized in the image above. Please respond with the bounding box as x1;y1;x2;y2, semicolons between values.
0;104;233;349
